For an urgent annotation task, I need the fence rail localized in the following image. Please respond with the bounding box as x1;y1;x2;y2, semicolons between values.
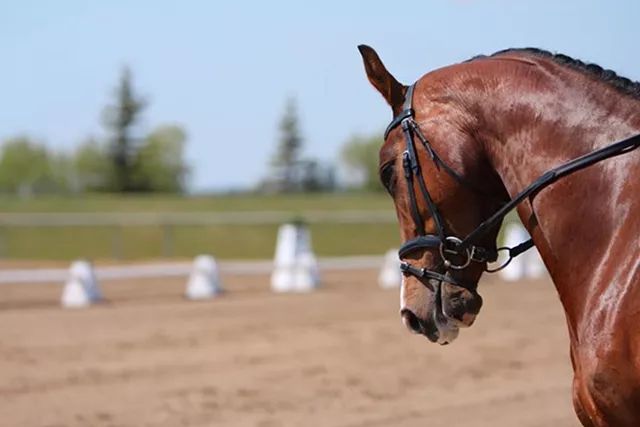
0;255;384;284
0;210;396;227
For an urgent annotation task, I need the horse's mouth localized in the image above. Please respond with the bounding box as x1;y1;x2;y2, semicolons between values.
401;280;460;345
433;280;460;344
439;275;483;329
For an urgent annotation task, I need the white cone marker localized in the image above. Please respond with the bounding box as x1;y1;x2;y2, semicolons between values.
61;260;101;308
186;255;222;300
499;223;546;282
271;223;320;293
379;249;402;289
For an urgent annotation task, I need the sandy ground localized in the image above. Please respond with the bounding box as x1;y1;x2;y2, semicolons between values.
0;268;580;427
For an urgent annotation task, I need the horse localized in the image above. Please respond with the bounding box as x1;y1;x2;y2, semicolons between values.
358;45;640;426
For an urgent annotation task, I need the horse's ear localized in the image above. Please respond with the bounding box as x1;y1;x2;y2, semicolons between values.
357;45;406;113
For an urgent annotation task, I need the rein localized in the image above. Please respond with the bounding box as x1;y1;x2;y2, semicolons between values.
387;82;640;291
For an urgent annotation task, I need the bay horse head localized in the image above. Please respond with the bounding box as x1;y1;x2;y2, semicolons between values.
358;45;510;344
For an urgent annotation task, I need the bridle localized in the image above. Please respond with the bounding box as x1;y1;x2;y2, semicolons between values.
386;82;640;292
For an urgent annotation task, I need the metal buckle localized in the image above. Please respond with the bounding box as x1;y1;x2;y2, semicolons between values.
485;247;512;273
470;246;489;263
439;236;472;270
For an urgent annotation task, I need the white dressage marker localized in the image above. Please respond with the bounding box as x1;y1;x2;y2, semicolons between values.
378;249;402;289
271;223;320;293
185;255;222;300
61;260;102;308
293;251;320;292
499;223;546;282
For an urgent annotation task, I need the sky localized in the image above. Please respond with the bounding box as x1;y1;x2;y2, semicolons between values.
2;0;639;192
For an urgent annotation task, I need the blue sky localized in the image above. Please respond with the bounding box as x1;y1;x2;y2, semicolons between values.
2;0;639;191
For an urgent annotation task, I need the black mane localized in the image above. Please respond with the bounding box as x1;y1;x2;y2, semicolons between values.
476;48;640;100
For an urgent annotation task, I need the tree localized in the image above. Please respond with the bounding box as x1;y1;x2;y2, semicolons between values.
340;133;384;192
132;124;189;193
101;66;146;192
299;159;335;192
0;136;57;195
74;137;111;192
269;96;303;192
48;152;75;194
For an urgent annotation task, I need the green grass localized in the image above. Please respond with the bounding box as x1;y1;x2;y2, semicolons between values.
0;192;393;213
0;192;522;261
0;193;400;260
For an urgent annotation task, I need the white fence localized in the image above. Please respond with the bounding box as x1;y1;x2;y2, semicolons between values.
0;210;396;226
0;255;384;285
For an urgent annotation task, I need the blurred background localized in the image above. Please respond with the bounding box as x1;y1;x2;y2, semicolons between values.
1;1;638;426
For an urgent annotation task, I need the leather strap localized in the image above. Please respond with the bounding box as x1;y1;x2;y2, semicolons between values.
400;262;478;292
384;85;416;139
398;235;441;258
459;132;640;250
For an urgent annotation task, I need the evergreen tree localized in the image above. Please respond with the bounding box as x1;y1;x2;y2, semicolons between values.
270;97;302;192
101;67;146;192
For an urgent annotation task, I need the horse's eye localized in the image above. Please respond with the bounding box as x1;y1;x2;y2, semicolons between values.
379;162;396;195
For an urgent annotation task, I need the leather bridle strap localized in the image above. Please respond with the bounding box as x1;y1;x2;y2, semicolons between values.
385;109;413;139
459;131;640;251
399;85;447;241
407;120;494;197
399;262;477;291
398;235;441;258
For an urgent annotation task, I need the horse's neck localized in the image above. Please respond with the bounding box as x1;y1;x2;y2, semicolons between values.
479;73;640;331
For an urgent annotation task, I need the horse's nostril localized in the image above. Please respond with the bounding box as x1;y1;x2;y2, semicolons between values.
401;309;423;334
